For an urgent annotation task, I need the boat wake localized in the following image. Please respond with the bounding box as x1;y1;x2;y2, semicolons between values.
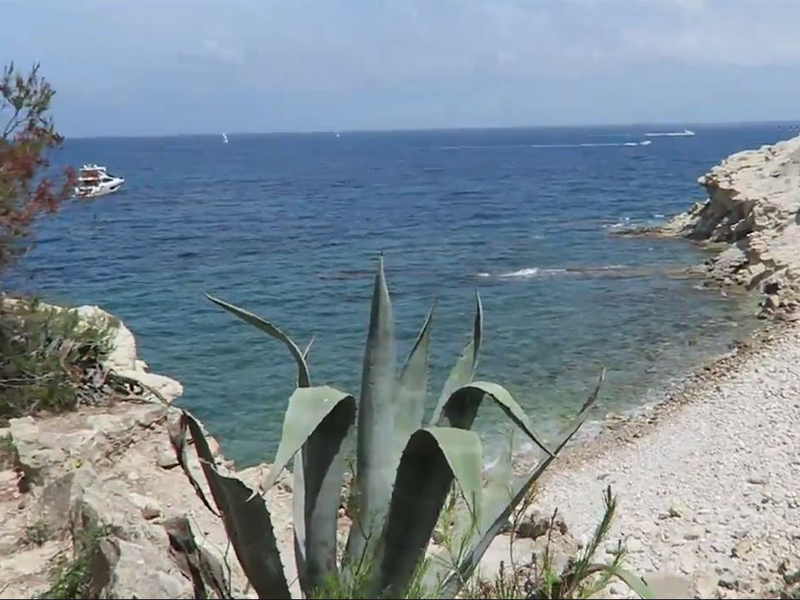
531;141;653;149
477;267;551;279
644;129;695;137
437;140;653;151
477;265;632;280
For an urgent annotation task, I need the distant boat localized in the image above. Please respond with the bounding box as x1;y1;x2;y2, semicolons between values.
222;133;229;144
335;132;341;138
74;164;125;198
644;128;695;138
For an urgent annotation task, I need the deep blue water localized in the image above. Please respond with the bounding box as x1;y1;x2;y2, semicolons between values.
10;124;788;466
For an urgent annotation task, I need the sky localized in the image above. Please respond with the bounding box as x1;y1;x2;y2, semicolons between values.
2;0;800;137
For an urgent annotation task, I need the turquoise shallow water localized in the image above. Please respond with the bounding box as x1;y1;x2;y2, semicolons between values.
9;124;782;466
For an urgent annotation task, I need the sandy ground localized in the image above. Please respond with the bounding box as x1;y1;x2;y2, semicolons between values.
531;322;800;598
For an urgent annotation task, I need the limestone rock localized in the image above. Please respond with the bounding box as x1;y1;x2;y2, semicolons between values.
10;404;171;489
732;540;752;558
645;573;694;599
669;500;690;519
651;134;800;319
73;305;137;371
695;572;718;598
718;570;738;590
0;540;66;597
0;302;272;600
93;537;194;599
129;493;162;520
156;448;180;470
69;468;166;546
114;369;184;403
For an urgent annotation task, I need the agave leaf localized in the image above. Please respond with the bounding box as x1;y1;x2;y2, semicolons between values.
373;427;483;597
478;437;513;535
429;293;482;424
297;397;356;593
302;335;315;364
439;371;604;598
264;386;356;489
438;381;553;456
346;256;397;564
168;416;218;517
446;436;513;572
291;334;315;591
184;413;291;599
265;386;356;593
206;293;310;387
392;301;435;459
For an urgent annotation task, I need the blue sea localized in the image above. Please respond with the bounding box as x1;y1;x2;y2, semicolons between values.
10;124;790;466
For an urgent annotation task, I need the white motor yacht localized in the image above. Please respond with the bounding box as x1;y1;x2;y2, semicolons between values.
75;164;125;198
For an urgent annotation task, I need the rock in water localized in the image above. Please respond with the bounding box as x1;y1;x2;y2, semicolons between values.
649;134;800;319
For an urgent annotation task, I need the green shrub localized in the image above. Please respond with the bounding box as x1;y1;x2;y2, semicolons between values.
465;487;653;599
42;526;107;600
0;298;113;422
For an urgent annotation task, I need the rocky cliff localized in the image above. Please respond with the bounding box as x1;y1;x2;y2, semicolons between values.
657;134;800;319
0;305;296;599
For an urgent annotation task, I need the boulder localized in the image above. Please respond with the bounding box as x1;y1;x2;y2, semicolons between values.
113;369;184;403
92;537;194;599
9;417;70;488
69;468;166;547
10;404;170;489
62;303;183;403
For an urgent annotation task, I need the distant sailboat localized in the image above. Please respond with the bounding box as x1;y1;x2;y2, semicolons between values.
335;132;341;138
222;133;229;144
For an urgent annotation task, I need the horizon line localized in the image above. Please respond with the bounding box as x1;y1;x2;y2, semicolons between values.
64;118;800;141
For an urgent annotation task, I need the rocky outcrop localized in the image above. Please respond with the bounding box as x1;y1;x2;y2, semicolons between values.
0;306;295;599
72;304;185;402
655;134;800;319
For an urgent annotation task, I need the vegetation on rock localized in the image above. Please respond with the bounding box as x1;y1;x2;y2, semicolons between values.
0;299;114;422
41;526;107;600
465;487;653;599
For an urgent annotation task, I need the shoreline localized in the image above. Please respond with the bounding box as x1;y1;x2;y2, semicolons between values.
532;303;800;599
522;134;800;597
550;317;785;474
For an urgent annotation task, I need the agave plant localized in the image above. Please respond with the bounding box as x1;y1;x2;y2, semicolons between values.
171;258;603;599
